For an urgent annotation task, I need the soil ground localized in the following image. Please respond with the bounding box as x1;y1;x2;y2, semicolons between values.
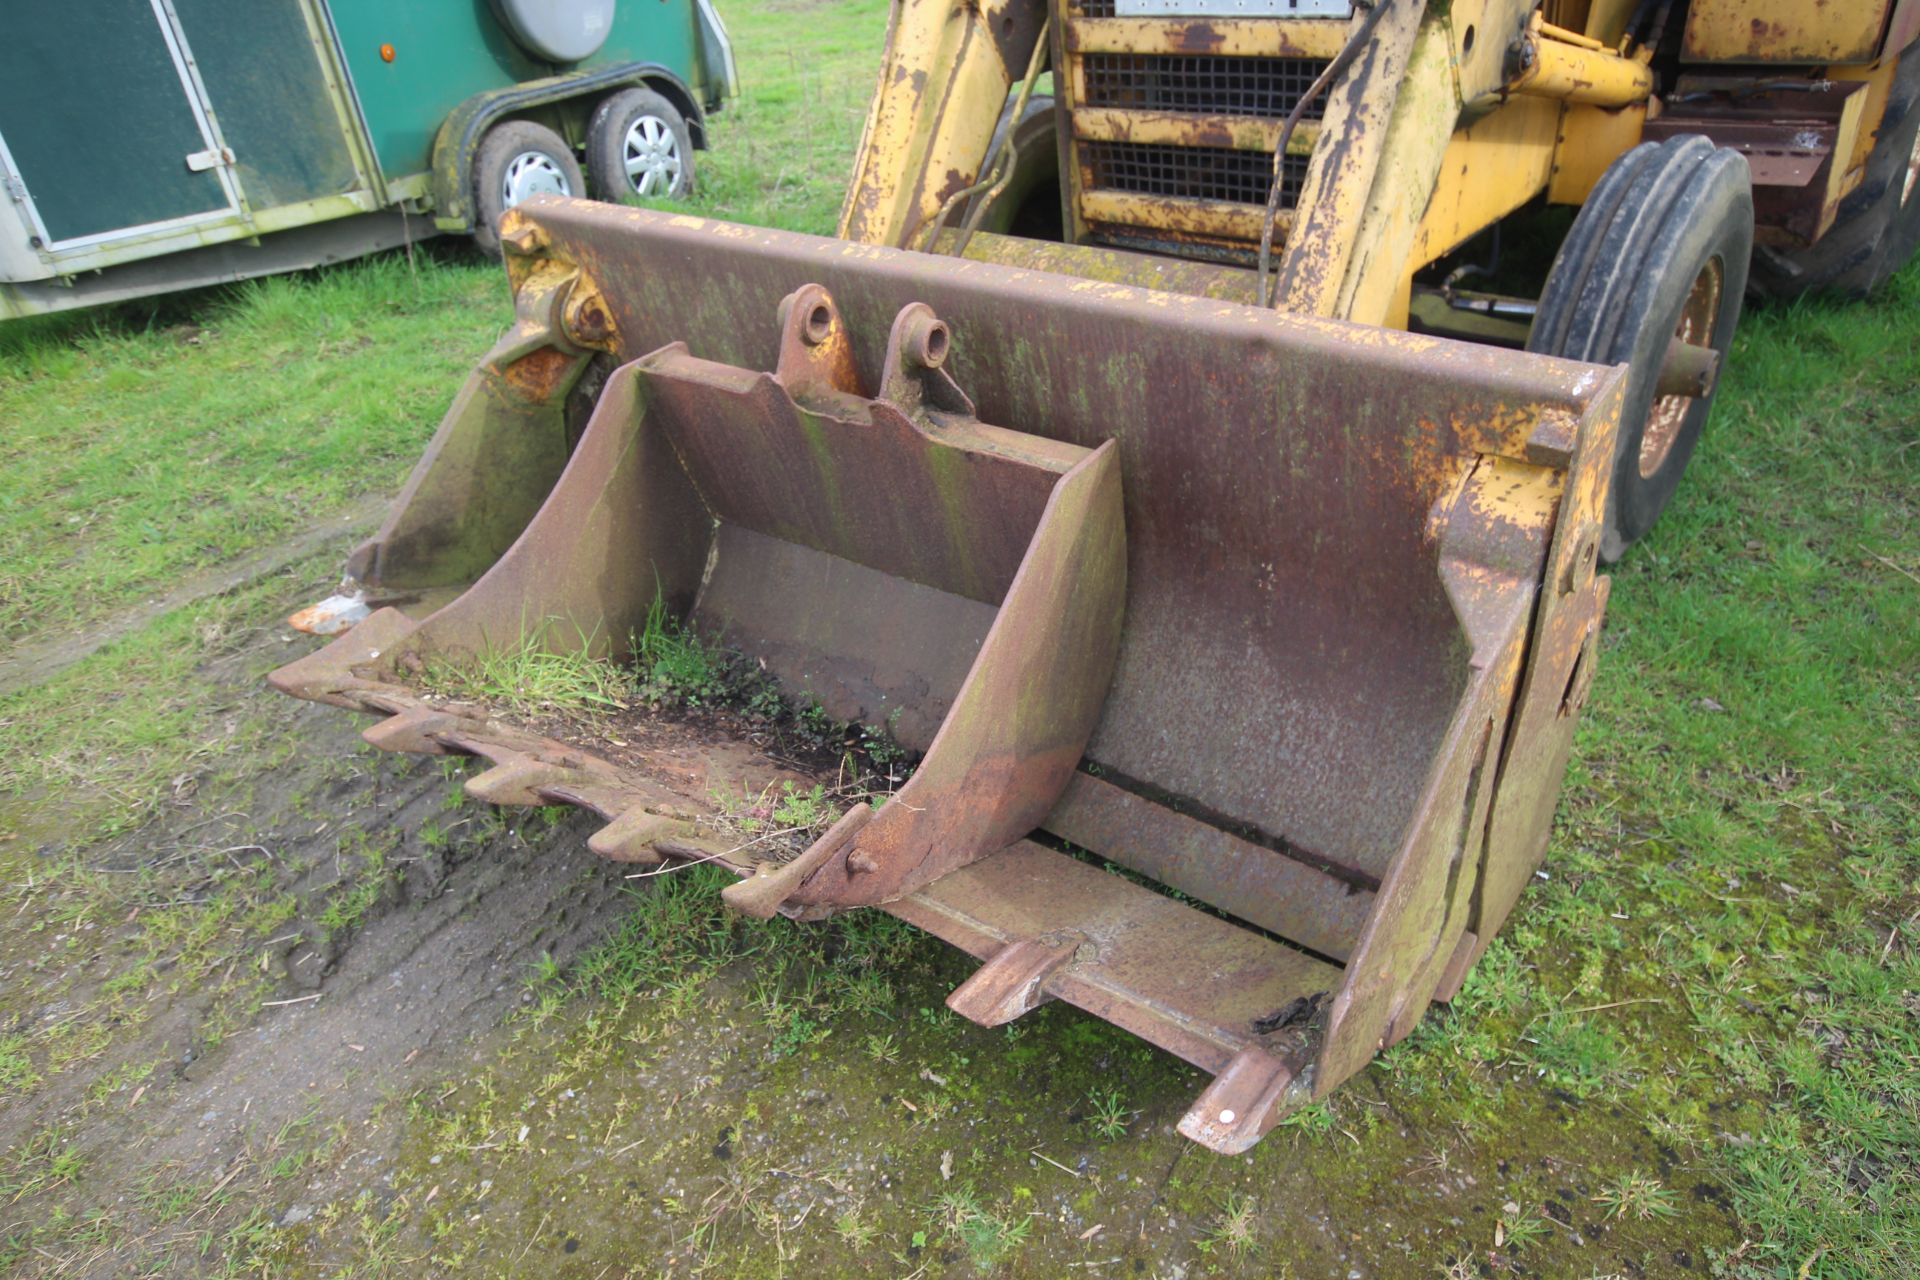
0;587;1753;1280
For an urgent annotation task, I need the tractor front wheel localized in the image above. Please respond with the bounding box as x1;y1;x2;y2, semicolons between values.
1529;136;1753;561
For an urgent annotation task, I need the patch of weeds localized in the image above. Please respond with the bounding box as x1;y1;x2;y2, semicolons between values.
1085;1087;1131;1141
1196;1190;1260;1261
1277;1099;1338;1136
689;1150;775;1252
421;618;637;716
1;1125;84;1202
772;782;832;831
1525;1009;1624;1095
568;862;775;1000
0;1033;38;1095
526;950;563;986
316;830;396;941
1498;1204;1550;1252
828;967;895;1018
1593;1170;1678;1221
930;1183;1032;1272
767;1003;827;1059
633;588;722;706
864;1032;901;1063
834;1204;880;1251
82;1057;157;1107
916;1004;958;1032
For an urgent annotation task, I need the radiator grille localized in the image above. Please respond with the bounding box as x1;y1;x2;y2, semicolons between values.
1084;141;1308;208
1081;54;1331;120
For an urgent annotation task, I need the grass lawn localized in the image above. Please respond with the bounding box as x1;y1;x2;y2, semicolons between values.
1;0;1916;1275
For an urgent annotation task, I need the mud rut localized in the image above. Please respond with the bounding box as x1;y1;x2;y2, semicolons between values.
2;615;640;1271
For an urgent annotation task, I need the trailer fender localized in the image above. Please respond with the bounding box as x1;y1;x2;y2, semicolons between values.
430;64;706;232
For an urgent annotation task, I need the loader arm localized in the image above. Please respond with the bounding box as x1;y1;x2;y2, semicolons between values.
848;0;1658;327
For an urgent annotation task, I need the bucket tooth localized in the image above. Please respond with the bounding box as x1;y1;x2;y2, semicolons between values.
946;933;1081;1027
464;757;585;807
587;808;694;866
361;706;477;755
1176;1047;1307;1155
265;606;418;708
721;804;872;919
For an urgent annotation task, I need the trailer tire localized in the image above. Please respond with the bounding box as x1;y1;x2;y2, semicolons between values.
1747;45;1920;300
472;121;585;256
1530;136;1753;562
587;88;695;202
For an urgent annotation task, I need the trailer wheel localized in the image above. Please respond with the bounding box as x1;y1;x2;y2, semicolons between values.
1748;47;1920;300
472;121;585;256
1530;136;1752;561
587;88;694;201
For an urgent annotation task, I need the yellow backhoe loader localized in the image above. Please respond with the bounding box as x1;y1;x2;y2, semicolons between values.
274;0;1919;1152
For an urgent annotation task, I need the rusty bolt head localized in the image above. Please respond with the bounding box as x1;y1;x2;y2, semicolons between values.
565;295;614;347
846;850;879;874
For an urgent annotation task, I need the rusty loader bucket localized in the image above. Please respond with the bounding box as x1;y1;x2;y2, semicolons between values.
273;201;1623;1153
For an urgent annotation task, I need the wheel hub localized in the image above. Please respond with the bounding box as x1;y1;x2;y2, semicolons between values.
623;115;684;197
1641;256;1724;479
502;151;571;209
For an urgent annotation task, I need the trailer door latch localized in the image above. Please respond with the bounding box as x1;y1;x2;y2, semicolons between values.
185;147;235;172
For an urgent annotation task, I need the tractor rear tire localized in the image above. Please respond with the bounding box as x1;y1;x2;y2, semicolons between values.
1529;136;1753;561
1747;44;1920;300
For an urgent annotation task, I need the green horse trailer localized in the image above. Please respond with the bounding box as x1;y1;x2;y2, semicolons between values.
0;0;736;318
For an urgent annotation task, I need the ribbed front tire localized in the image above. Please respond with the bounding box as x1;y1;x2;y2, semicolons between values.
1529;137;1754;561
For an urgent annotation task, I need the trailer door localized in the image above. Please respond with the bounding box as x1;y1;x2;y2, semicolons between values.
0;0;240;248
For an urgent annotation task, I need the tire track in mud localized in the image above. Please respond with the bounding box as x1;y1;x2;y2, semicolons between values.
0;624;651;1273
0;496;387;698
137;732;637;1172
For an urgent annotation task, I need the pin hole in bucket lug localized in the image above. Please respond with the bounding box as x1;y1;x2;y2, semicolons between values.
1559;622;1600;717
559;273;619;351
879;302;973;419
774;284;863;397
1559;526;1600;598
804;303;833;345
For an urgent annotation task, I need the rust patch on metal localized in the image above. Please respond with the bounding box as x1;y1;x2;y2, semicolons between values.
499;346;579;400
1175;20;1226;53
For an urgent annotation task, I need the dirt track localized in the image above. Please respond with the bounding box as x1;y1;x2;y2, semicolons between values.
1;596;646;1273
